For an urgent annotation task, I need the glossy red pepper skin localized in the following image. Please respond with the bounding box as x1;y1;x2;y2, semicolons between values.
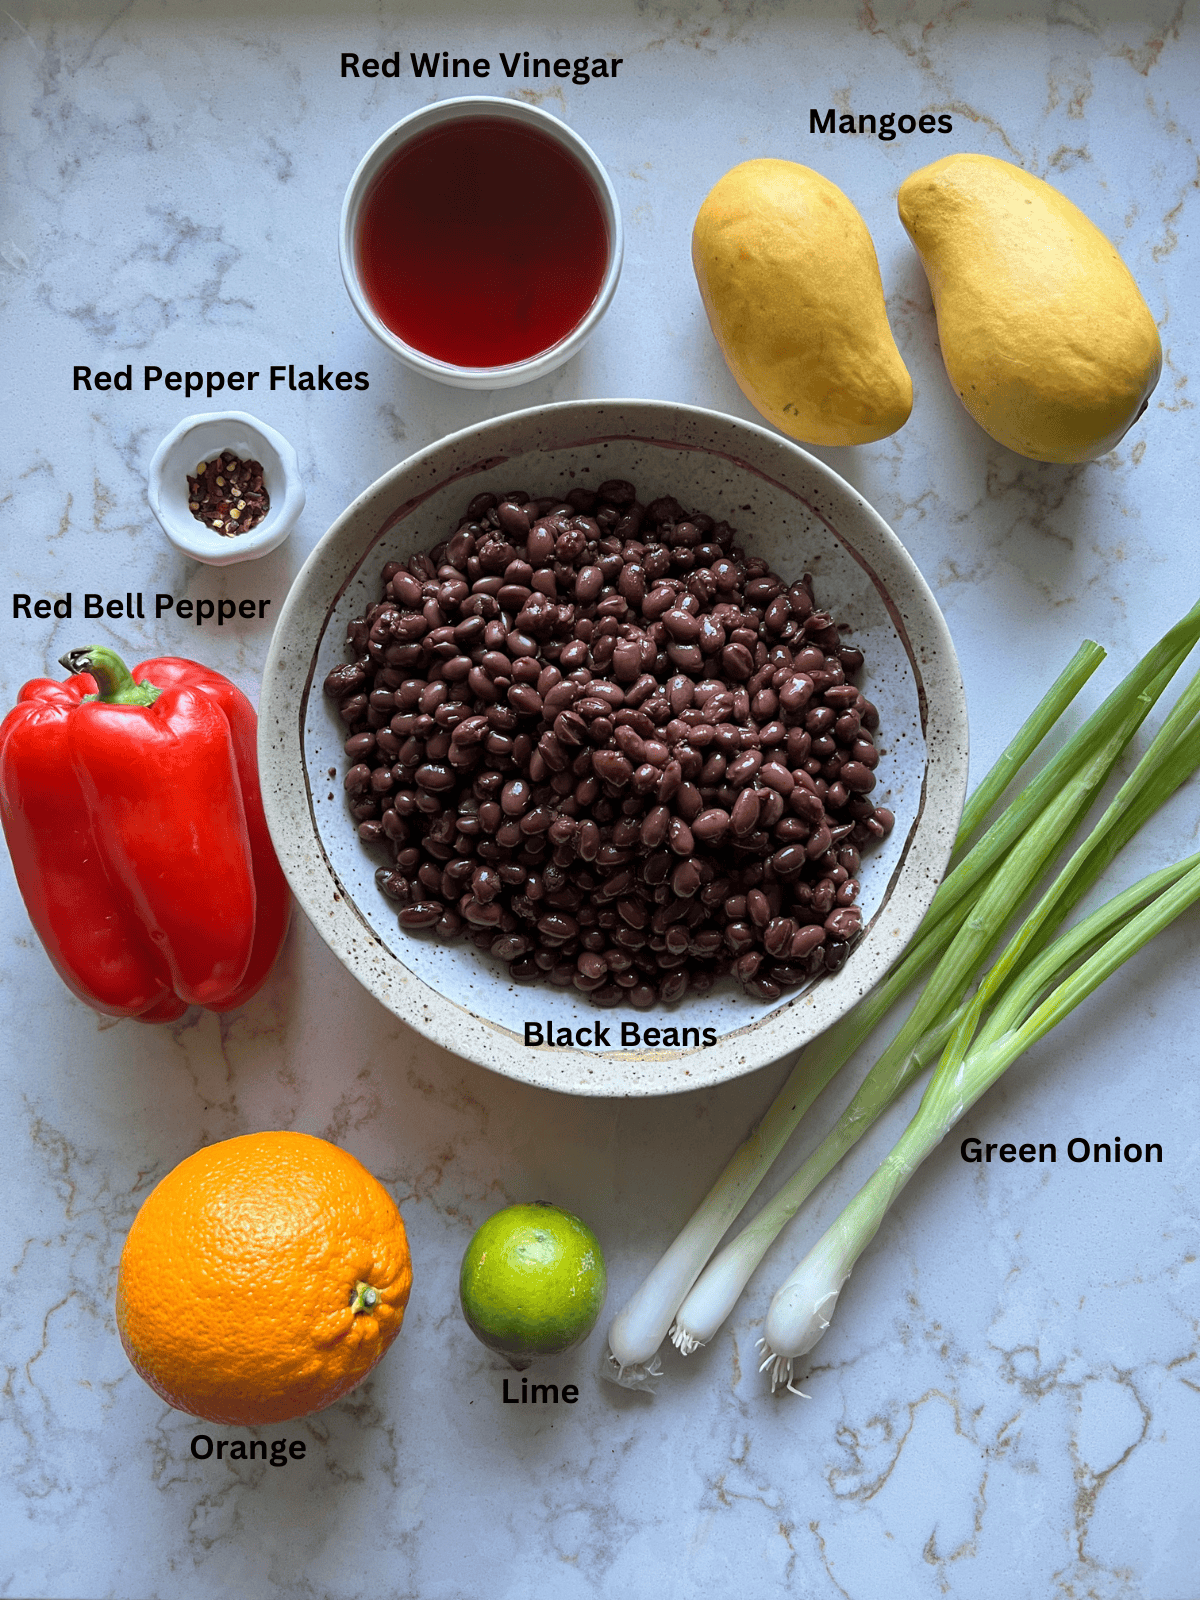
0;655;290;1022
133;657;291;1013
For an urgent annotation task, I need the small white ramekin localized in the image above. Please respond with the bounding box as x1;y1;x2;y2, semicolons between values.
339;96;623;389
147;412;305;567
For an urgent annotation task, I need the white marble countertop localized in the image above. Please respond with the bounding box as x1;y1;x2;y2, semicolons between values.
2;3;1198;1597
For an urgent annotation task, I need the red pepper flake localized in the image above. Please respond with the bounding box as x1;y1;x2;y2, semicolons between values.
186;452;270;537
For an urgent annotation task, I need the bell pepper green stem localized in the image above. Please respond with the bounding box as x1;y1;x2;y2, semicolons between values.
60;647;161;707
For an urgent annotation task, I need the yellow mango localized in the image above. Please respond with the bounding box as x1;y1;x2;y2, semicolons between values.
898;154;1161;463
691;159;912;447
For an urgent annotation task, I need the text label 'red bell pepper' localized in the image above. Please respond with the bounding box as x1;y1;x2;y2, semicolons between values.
0;646;291;1023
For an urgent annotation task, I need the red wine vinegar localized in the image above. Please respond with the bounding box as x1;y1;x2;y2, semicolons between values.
357;118;609;368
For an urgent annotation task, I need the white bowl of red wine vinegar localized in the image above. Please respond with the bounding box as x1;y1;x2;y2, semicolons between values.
340;97;624;389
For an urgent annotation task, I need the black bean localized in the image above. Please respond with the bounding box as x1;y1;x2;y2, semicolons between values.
731;789;761;837
398;902;443;928
747;889;771;928
727;750;762;787
670;858;700;898
693;807;730;844
490;501;527;539
659;971;689;1004
825;906;863;940
840;761;876;794
806;824;833;859
663;608;700;642
593;749;633;787
504;683;539;716
415;763;454;792
823;940;850;973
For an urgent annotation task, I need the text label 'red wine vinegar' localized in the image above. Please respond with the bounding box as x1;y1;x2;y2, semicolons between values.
356;119;609;368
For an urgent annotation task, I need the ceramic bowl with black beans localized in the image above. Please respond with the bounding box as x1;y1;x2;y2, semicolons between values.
259;400;967;1096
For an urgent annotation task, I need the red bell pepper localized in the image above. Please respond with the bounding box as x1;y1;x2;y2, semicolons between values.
0;646;290;1023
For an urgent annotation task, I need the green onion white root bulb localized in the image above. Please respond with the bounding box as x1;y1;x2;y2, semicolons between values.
757;1115;933;1393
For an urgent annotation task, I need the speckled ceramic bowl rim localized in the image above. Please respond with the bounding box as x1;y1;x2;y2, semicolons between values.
260;400;967;1096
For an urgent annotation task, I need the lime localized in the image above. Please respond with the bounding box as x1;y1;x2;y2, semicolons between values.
459;1202;607;1368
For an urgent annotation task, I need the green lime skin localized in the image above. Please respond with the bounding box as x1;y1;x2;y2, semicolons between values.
459;1202;607;1366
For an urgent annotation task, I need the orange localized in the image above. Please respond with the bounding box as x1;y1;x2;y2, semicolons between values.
115;1131;412;1426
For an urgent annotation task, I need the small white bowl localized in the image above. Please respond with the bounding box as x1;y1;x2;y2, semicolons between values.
147;412;305;567
339;97;623;389
259;400;968;1097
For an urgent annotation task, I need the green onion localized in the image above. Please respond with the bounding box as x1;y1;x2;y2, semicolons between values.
758;855;1200;1393
669;633;1200;1355
603;603;1200;1389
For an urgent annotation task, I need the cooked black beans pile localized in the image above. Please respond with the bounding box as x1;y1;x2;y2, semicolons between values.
323;482;895;1009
